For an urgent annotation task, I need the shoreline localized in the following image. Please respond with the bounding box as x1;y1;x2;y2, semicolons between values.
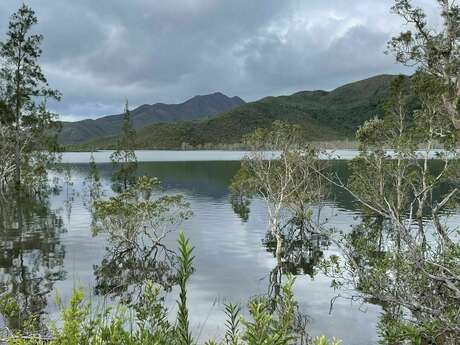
63;140;361;153
58;148;455;164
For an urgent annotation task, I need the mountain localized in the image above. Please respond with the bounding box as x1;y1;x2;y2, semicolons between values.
58;92;245;145
69;74;406;150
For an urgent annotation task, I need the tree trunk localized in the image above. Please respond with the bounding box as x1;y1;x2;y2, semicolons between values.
275;231;284;260
14;51;22;190
14;125;20;189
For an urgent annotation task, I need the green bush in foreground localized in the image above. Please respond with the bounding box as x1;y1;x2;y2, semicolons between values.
4;233;341;345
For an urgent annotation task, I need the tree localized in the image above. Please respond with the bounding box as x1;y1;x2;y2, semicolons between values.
319;2;460;342
322;75;460;344
110;100;138;191
0;4;61;189
230;121;330;301
92;176;192;303
388;0;460;130
0;124;15;191
231;121;329;261
82;152;103;210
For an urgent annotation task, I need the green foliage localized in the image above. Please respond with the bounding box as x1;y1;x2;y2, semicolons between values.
132;281;175;343
71;74;400;150
224;303;241;345
0;293;21;330
93;176;192;238
389;0;460;130
241;277;298;345
82;152;103;209
311;336;342;345
324;71;460;343
110;100;138;192
92;176;192;301
0;4;61;189
53;289;90;345
176;232;195;345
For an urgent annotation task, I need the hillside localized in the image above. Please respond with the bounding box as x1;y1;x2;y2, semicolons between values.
58;92;245;145
69;74;404;150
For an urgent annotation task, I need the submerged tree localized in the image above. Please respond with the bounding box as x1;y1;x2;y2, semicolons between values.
110;100;137;192
82;152;104;210
322;73;460;344
92;176;192;303
0;4;61;189
0;4;65;320
231;121;329;260
321;7;460;343
230;121;330;304
229;167;252;222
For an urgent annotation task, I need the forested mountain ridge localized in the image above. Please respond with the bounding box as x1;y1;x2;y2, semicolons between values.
58;92;245;145
68;74;407;150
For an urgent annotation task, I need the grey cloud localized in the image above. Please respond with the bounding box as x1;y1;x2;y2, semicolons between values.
0;0;437;119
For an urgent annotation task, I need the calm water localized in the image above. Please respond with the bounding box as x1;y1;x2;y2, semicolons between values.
60;149;453;163
1;151;383;344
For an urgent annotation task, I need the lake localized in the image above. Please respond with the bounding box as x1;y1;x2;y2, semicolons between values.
60;149;453;163
1;151;381;344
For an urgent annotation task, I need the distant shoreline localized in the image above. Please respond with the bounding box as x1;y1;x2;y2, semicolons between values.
58;148;456;164
63;140;361;152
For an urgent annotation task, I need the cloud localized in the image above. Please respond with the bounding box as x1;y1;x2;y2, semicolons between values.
0;0;439;119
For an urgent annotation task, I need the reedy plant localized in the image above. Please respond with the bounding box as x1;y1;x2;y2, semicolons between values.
175;232;195;345
224;303;241;345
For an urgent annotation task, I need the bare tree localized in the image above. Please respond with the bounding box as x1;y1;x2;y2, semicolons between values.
231;121;329;261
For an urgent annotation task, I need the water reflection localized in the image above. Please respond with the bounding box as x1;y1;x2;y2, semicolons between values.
0;190;66;330
66;160;241;200
91;176;192;304
230;194;251;222
0;160;384;344
264;232;329;279
93;240;177;303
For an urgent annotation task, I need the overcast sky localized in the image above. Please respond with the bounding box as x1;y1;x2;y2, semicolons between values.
0;0;439;121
